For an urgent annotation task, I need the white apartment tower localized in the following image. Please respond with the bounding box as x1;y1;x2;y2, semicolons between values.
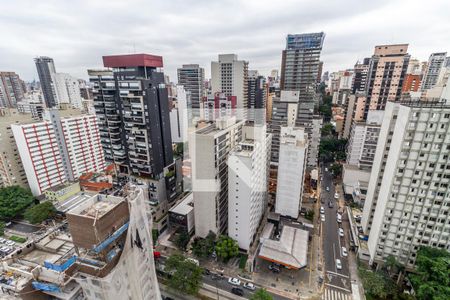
190;117;245;238
421;52;447;91
228;124;271;251
362;101;450;268
12;110;105;196
211;54;248;116
52;73;83;109
275;127;308;219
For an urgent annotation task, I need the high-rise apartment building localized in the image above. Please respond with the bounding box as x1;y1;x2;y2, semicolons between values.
364;44;410;118
12;110;105;196
362;101;450;268
52;72;83;109
275;127;308;219
346;110;384;170
280;32;325;97
34;56;58;108
90;54;173;177
177;64;205;109
247;70;266;110
228;124;271;251
421;52;447;91
211;54;248;116
402;74;421;93
190;117;245;238
352;58;370;93
169;86;189;143
0;72;26;108
0;109;32;188
269;91;321;168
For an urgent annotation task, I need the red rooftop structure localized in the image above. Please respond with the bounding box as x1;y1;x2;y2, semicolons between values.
102;53;163;68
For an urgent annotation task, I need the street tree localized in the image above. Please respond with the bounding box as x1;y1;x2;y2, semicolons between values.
251;288;273;300
165;254;203;295
215;235;239;261
410;247;450;300
24;201;56;224
0;186;35;220
174;231;190;251
359;266;398;299
192;231;216;258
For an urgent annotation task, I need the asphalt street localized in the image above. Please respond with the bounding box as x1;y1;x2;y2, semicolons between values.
320;163;351;293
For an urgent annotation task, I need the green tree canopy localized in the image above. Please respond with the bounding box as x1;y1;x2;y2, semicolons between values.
319;137;347;163
0;186;35;220
215;235;239;261
251;288;273;300
165;254;203;295
330;163;343;178
359;266;398;299
192;231;216;258
321;123;335;137
410;247;450;300
24;201;56;224
175;231;190;251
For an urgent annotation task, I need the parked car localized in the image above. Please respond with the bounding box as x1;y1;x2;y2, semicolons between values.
320;206;325;214
5;241;15;247
336;259;342;270
337;214;342;223
0;238;5;243
228;277;241;286
328;201;334;208
325;186;330;192
341;247;348;257
211;274;223;280
268;264;280;273
243;282;256;290
321;215;326;222
231;287;244;296
338;228;344;237
334;193;339;199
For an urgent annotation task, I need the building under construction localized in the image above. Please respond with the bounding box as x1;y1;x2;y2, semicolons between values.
0;185;160;300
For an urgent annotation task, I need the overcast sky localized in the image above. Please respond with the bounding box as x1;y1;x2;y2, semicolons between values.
1;0;449;82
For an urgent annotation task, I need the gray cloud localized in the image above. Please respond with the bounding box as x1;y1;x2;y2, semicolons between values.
0;0;449;82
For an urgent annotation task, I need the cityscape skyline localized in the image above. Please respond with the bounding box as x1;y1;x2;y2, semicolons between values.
1;0;449;81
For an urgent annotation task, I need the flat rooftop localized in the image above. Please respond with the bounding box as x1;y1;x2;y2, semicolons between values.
169;193;194;216
55;192;96;213
66;194;125;218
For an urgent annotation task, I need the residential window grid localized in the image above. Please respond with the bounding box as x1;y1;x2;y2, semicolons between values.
374;107;450;267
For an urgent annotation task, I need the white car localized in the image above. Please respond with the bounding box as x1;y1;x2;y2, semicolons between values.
320;206;325;214
321;215;326;222
341;247;348;257
5;241;15;246
243;282;256;290
336;259;342;270
325;167;328;172
325;186;330;192
337;214;342;223
228;277;241;286
338;228;344;237
0;238;6;243
334;193;339;199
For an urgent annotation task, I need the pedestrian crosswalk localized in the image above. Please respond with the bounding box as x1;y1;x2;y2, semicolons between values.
322;288;352;300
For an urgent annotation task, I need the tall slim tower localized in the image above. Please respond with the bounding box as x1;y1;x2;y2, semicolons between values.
280;33;325;97
177;64;205;109
211;54;249;115
421;52;448;91
364;44;410;118
0;72;25;108
90;54;173;178
34;56;57;108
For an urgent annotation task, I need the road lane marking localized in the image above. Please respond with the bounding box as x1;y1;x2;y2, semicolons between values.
324;283;352;293
326;270;350;279
333;243;337;273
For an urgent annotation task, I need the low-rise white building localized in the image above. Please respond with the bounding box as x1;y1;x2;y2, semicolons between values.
228;124;271;251
275;127;308;219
